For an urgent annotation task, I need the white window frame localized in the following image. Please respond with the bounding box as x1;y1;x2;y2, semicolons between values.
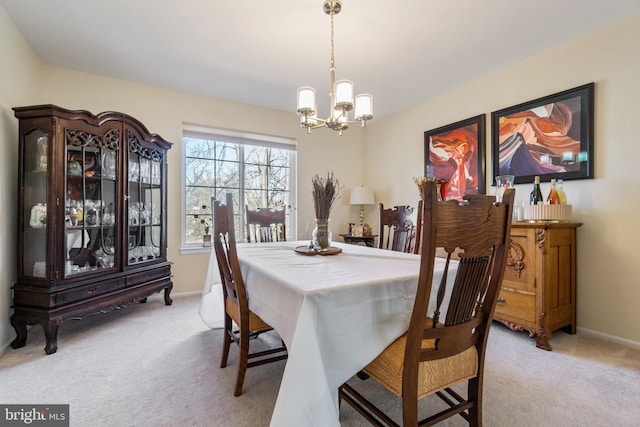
180;124;297;254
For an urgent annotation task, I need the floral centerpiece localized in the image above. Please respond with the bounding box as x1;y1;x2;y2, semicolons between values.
311;172;342;250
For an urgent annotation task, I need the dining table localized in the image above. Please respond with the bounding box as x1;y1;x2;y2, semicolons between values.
200;240;456;427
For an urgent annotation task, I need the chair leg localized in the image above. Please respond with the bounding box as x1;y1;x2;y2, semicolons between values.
468;377;482;427
220;316;232;369
402;394;419;426
233;326;250;397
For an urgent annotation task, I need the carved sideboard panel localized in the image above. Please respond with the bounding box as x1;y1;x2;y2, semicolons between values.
494;222;582;350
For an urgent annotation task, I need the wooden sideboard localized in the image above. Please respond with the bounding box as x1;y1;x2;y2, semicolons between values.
494;221;582;350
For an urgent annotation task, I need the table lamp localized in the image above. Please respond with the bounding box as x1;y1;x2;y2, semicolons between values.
350;186;375;226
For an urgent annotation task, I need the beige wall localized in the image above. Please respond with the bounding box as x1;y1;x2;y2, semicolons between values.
0;7;43;352
363;12;640;345
1;4;639;350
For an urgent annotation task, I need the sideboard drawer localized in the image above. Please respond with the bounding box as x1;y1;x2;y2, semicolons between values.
57;278;126;305
495;288;535;324
126;264;171;287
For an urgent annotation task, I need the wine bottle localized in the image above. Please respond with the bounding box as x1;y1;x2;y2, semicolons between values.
529;176;543;205
556;179;567;204
547;179;560;204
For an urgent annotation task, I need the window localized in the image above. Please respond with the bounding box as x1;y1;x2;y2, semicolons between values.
182;125;296;248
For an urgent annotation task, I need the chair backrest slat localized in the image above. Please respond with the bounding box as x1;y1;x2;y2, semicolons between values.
245;206;286;242
378;204;418;253
444;256;491;326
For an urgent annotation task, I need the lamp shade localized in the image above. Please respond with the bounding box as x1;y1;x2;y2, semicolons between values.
354;94;373;121
297;87;316;114
350;186;375;205
334;80;354;110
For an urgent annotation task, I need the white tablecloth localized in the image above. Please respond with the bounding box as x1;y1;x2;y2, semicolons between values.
200;241;454;427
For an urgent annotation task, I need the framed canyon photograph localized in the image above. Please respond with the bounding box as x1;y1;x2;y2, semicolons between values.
424;114;485;201
491;83;594;184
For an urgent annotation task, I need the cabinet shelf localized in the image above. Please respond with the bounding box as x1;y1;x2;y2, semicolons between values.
66;225;116;231
67;173;117;182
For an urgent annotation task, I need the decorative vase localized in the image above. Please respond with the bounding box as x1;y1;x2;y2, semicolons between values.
29;203;47;228
36;135;48;172
312;218;332;250
494;175;515;203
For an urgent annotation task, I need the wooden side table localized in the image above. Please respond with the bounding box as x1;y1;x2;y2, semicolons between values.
493;221;582;350
340;234;377;247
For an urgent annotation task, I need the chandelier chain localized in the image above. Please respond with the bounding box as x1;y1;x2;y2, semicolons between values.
330;8;335;70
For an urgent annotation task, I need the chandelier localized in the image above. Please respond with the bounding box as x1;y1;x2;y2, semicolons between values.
296;0;373;136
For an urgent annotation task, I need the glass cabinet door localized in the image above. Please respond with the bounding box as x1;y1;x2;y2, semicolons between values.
22;130;49;278
127;141;163;265
65;132;119;276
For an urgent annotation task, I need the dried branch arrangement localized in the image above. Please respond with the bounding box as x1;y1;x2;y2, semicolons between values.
312;172;342;219
413;176;428;199
413;176;440;200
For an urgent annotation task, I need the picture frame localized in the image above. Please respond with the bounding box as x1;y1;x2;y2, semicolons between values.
424;114;486;201
491;83;594;185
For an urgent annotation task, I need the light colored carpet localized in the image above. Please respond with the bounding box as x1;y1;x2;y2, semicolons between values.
1;294;639;426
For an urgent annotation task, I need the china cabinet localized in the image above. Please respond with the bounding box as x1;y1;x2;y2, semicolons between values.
11;105;173;354
494;221;582;350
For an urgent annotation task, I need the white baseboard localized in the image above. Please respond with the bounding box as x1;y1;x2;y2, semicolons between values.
0;341;11;356
577;326;640;351
147;290;203;300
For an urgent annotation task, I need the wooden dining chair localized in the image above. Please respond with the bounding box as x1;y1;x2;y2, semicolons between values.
340;182;515;426
378;203;419;254
245;205;286;242
213;193;287;396
414;200;423;255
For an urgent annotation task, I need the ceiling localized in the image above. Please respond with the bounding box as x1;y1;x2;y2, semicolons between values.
2;0;640;120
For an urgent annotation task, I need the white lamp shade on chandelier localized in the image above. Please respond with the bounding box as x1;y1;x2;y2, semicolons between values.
296;0;373;135
334;80;354;110
297;87;316;113
354;94;373;121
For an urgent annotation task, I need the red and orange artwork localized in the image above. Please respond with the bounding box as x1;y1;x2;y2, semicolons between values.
428;122;481;201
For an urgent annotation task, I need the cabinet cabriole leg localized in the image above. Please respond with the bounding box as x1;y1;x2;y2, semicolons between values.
10;315;28;349
164;285;173;305
43;320;59;355
535;314;552;351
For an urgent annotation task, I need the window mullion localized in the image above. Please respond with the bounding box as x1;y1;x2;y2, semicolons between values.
238;144;246;241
